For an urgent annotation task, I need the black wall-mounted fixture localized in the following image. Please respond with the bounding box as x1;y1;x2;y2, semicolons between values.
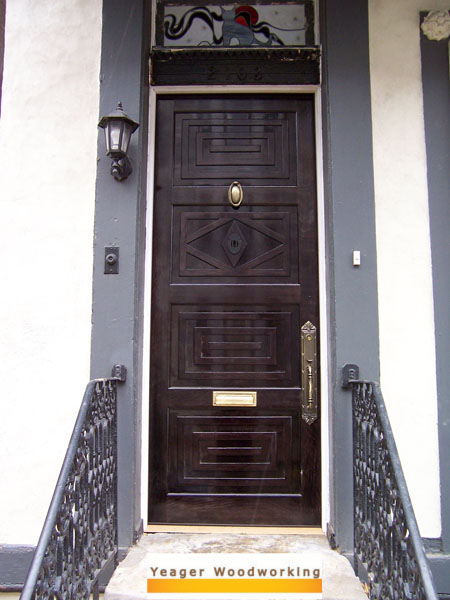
98;102;139;182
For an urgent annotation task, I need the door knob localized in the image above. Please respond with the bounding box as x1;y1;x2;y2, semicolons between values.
228;181;243;208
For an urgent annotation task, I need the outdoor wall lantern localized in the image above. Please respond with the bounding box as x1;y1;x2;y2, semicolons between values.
98;102;139;182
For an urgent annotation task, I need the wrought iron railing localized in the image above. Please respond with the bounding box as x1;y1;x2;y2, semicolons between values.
343;367;438;600
20;366;126;600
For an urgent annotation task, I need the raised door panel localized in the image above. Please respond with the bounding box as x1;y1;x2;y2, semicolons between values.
174;111;297;186
168;414;299;493
172;208;298;283
170;307;299;387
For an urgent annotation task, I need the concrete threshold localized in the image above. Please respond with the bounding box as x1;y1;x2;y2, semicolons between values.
105;533;368;600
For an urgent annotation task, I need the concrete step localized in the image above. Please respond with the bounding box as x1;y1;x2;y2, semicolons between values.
105;533;368;600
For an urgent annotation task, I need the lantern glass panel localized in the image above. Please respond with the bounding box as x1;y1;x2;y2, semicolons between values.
121;123;133;155
109;120;124;154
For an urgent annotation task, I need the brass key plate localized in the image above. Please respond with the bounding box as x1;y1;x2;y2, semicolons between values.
213;391;257;407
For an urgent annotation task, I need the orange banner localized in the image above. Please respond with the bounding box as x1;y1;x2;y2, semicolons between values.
147;578;322;594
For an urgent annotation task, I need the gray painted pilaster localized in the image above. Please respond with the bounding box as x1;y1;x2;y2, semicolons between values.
91;0;150;549
420;10;450;561
320;0;380;553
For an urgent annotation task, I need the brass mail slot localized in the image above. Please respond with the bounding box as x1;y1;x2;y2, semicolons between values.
213;391;257;407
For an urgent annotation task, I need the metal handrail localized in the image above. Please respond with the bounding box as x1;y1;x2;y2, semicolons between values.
20;366;126;600
346;373;438;600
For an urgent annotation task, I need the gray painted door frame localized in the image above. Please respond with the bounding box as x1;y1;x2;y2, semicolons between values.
420;12;450;588
90;0;380;554
90;0;150;550
319;0;380;553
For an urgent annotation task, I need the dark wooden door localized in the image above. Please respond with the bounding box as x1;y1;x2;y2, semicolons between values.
149;95;320;525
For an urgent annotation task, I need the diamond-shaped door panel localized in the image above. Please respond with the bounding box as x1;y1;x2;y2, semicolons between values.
178;211;293;279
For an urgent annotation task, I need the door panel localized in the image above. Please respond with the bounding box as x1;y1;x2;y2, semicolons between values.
173;110;298;186
149;95;320;525
170;307;298;386
173;208;298;282
168;413;298;492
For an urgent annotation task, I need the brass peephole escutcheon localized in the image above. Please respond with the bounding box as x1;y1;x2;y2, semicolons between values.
228;181;243;208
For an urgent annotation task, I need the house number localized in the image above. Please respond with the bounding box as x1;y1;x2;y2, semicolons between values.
207;64;263;82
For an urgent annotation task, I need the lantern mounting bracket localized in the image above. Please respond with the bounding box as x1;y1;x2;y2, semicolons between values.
110;157;132;182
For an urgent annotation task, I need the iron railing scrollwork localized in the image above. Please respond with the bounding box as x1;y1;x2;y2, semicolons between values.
20;366;126;600
344;370;438;600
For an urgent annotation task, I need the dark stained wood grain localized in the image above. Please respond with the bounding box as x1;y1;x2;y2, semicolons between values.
149;95;320;525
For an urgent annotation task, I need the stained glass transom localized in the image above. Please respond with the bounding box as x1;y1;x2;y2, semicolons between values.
154;1;315;47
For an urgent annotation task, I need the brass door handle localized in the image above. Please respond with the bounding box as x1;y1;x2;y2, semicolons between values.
301;321;318;425
228;181;243;208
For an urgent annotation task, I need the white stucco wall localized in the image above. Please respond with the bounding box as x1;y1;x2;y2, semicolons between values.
369;0;448;537
0;1;102;545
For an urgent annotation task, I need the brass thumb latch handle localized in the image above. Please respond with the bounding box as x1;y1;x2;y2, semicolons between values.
228;181;243;208
301;321;318;425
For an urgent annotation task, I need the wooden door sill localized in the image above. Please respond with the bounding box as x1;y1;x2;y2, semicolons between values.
145;525;324;535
